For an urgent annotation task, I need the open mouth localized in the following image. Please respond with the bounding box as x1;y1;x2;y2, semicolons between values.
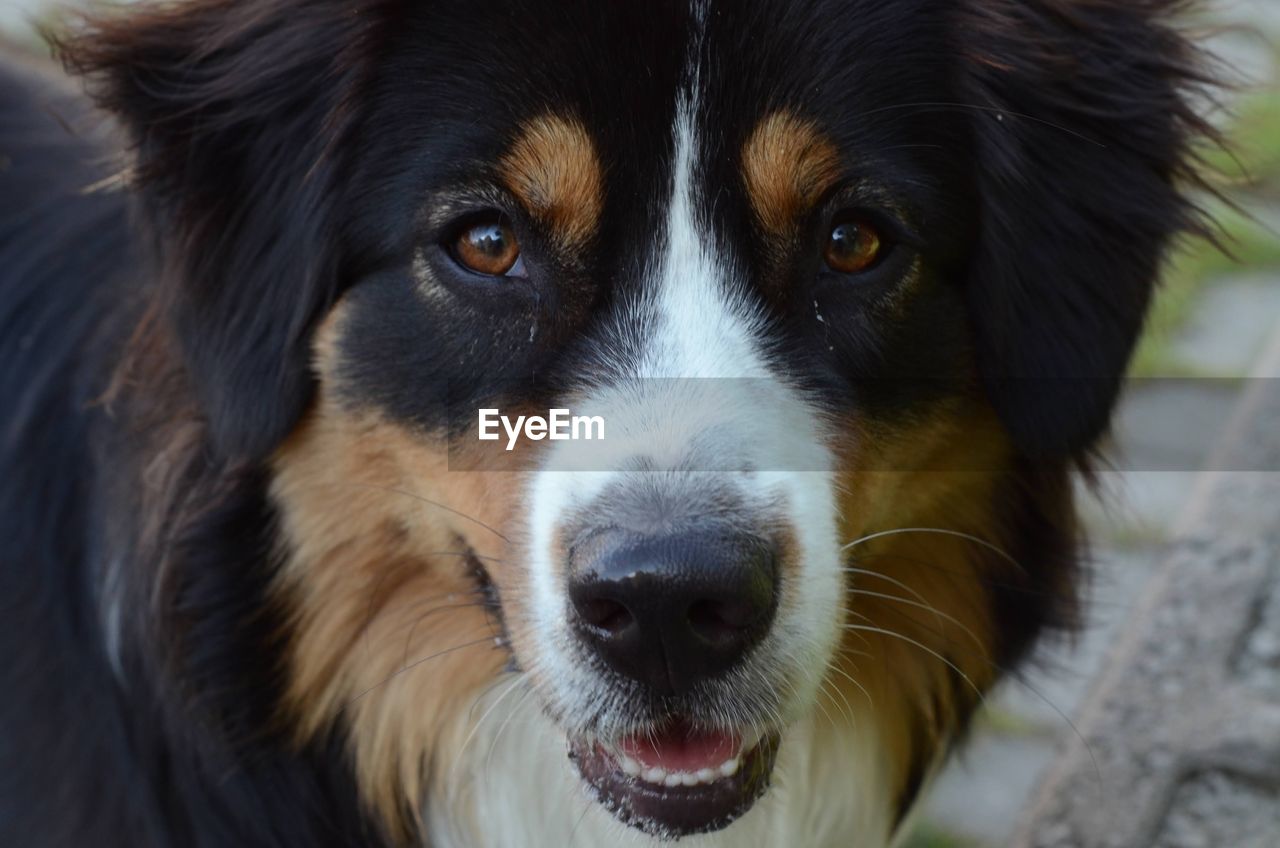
569;719;780;838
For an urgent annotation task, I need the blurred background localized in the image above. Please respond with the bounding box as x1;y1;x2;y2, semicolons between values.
4;2;1278;847
907;1;1280;844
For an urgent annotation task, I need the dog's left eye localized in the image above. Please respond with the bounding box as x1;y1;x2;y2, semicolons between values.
823;215;884;274
451;218;526;277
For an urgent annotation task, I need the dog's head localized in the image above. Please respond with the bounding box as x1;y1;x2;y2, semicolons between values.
68;0;1212;843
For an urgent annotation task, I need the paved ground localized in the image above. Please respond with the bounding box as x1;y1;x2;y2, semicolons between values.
921;251;1278;847
921;251;1280;835
1009;328;1280;848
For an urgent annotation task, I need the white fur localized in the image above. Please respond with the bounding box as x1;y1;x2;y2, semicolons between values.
523;92;844;730
431;683;894;848
468;22;857;846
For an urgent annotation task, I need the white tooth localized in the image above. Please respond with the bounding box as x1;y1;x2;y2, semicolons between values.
719;758;740;777
681;772;699;786
696;768;717;783
620;756;641;777
643;767;666;784
663;772;683;787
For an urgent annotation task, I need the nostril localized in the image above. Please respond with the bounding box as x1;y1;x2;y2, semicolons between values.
578;596;633;636
687;596;766;646
567;526;781;693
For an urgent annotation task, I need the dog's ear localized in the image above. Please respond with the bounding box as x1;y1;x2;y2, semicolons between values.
956;0;1217;457
59;2;379;461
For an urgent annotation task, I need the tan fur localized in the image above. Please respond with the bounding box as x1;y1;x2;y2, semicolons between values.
822;401;1014;809
500;114;604;250
275;305;1018;842
741;111;843;247
271;304;529;842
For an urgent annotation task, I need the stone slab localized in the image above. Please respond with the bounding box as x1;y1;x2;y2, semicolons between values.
925;733;1059;845
1150;771;1280;848
1009;323;1280;848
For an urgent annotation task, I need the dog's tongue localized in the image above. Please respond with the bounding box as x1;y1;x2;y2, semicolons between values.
618;723;740;772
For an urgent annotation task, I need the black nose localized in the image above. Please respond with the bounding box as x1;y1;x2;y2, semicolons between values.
568;529;779;696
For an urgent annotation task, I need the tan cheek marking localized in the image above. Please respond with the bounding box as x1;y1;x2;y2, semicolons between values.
270;309;536;842
821;402;1014;817
311;298;349;379
741;111;843;247
500;113;604;249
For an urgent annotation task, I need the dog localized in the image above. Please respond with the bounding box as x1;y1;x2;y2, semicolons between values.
0;1;1216;845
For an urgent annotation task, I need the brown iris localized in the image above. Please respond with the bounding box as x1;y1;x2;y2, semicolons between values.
824;217;883;274
454;220;521;276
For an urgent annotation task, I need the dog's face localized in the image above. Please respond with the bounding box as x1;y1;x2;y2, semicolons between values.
278;2;998;839
73;0;1208;844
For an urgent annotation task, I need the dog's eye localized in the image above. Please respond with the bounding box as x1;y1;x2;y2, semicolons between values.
452;219;523;277
823;216;883;274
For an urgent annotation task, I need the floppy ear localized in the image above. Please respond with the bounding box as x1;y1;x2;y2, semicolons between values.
59;1;380;461
956;0;1217;456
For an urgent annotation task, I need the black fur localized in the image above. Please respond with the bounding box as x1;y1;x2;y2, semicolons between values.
0;1;1214;845
60;0;379;461
1;25;385;848
957;0;1218;456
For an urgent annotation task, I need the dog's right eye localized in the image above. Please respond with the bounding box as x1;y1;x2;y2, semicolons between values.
823;214;885;275
450;218;525;277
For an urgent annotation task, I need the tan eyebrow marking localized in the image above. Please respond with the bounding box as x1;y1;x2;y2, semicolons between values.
500;114;604;249
741;111;843;244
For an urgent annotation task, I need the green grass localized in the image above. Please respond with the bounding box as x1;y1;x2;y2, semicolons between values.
1097;517;1174;551
973;704;1047;738
900;824;985;848
1133;205;1280;377
1203;86;1280;193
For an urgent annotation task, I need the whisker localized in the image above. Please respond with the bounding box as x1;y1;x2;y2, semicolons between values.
568;788;596;847
999;670;1104;798
454;673;526;773
840;564;950;627
812;679;844;729
367;587;485;633
486;681;541;775
842;602;1101;793
843;550;1089;603
842;526;1025;574
844;587;985;650
466;669;525;724
401;600;494;669
344;633;495;706
842;623;985;702
824;658;874;711
818;677;857;728
343;481;511;542
865;606;1102;798
837;614;874;650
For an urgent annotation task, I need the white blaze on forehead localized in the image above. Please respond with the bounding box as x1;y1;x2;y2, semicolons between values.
522;79;845;744
449;44;888;846
638;93;771;382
